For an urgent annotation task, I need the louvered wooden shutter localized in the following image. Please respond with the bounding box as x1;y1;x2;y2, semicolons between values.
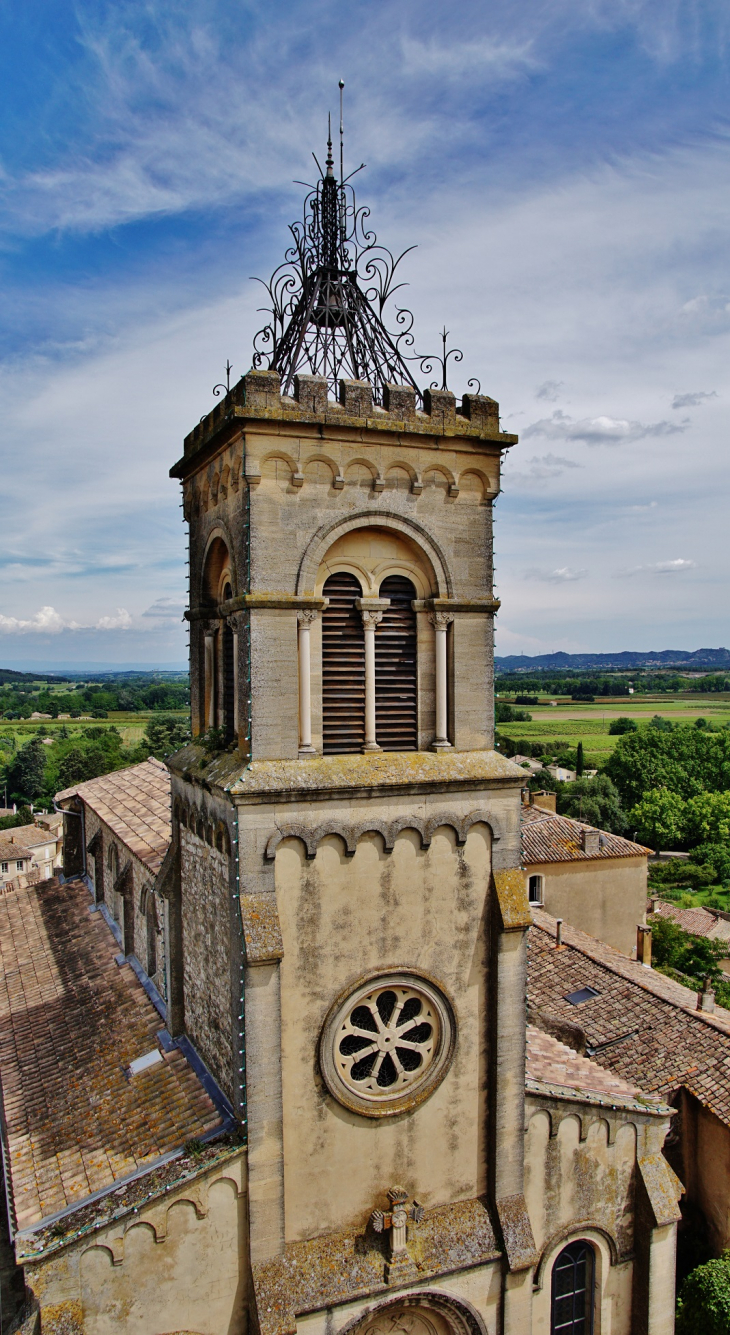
322;572;365;754
375;576;418;751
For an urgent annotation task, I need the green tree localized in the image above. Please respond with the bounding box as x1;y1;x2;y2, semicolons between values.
604;725;730;806
629;787;685;849
4;739;46;802
144;716;190;759
692;843;730;884
650;915;728;985
684;792;730;846
576;741;584;777
677;1254;730;1334
608;716;638;735
558;775;628;835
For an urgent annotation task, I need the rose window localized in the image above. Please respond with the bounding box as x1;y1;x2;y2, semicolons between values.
319;971;456;1117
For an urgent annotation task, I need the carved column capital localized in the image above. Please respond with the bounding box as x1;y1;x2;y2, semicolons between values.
296;609;320;627
226;611;246;632
428;611;454;630
360;609;384;629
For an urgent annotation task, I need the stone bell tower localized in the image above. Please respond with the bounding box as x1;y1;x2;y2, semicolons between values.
167;114;539;1335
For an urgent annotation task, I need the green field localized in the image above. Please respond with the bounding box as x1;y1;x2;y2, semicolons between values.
0;711;188;755
496;694;730;767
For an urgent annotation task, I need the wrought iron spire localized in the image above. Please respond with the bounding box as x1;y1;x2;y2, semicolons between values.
251;88;425;405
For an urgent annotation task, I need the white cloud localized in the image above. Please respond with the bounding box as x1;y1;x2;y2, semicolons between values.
671;390;717;409
505;452;582;485
522;409;688;446
523;566;588;583
401;35;537;80
0;605;133;634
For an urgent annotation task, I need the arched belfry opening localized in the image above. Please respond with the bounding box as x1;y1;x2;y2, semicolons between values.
322;572;365;754
375;576;417;751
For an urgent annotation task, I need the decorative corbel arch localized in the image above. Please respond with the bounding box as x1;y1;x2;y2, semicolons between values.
296;511;453;598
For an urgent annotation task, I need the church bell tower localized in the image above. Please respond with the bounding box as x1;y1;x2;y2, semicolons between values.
168;105;538;1335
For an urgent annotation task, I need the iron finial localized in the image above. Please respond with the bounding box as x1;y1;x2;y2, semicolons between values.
339;79;345;186
326;112;334;177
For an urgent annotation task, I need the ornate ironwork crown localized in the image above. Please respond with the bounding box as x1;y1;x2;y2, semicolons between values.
251;90;477;408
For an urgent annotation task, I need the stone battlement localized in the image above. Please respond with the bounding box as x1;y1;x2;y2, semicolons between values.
178;369;517;466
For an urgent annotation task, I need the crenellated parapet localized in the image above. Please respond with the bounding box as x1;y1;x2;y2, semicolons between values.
172;369;515;475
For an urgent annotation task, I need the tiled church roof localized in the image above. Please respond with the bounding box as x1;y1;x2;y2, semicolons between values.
0;877;220;1232
56;757;171;874
525;1025;667;1114
528;908;730;1127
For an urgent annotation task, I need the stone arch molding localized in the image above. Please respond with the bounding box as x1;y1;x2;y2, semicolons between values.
533;1221;620;1292
265;812;503;862
338;1291;487;1335
296;512;453;598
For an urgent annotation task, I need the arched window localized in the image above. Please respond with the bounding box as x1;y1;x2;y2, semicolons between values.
322;572;365;754
375;576;417;751
551;1241;594;1335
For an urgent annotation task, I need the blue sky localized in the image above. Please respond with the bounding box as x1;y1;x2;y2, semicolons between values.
1;0;729;667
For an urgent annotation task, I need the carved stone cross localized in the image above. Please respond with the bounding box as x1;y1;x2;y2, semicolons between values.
371;1186;423;1258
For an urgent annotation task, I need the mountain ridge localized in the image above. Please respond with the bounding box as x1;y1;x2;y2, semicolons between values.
495;648;730;672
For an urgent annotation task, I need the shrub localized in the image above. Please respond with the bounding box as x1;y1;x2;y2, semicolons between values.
677;1253;730;1334
609;717;638;735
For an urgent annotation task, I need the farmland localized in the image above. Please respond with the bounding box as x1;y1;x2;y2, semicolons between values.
495;693;730;767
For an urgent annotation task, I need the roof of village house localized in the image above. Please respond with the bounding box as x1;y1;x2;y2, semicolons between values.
0;838;35;862
528;908;730;1127
56;757;171;875
521;804;650;865
651;898;730;944
525;1024;668;1115
1;824;59;851
0;876;221;1232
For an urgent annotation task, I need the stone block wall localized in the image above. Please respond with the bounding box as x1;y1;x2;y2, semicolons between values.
180;825;236;1102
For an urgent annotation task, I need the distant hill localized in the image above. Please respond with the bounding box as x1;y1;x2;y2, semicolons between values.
0;668;70;684
495;648;730;673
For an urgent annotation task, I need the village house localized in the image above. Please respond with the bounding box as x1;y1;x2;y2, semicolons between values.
0;821;63;894
522;801;650;956
650;899;730;974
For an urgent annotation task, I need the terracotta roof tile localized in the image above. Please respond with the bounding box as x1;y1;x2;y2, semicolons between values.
651;899;730;944
525;1025;666;1112
528;909;730;1127
0;877;221;1229
521;805;650;865
55;759;171;874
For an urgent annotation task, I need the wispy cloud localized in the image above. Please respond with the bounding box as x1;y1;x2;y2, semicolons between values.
671;390;717;409
523;566;588;583
535;381;564;402
523;409;689;447
616;559;698;578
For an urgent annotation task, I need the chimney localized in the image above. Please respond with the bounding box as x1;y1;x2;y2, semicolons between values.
555;918;564;950
636;924;652;968
698;976;716;1013
581;828;600;854
532;791;557;814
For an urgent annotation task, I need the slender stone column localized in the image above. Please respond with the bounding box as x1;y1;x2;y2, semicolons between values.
297;610;318;756
204;625;217;730
429;611;454;750
361;610;383;751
